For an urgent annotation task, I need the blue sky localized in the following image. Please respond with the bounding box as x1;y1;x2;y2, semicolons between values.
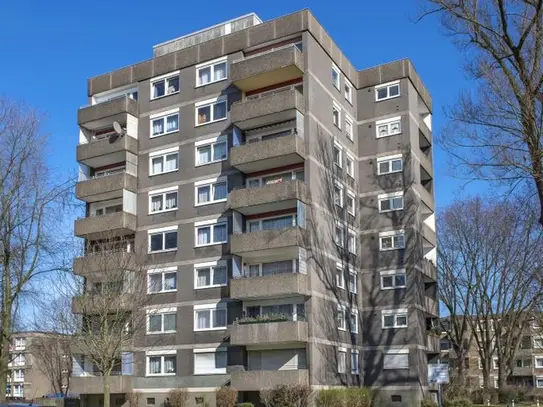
0;0;470;209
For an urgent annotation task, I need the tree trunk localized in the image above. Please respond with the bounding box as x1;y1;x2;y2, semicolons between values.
103;373;110;407
482;367;491;403
0;260;11;403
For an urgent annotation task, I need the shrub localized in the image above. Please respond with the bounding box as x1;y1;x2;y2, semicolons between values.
442;397;472;407
420;396;438;407
315;389;344;407
217;387;238;407
237;404;255;407
167;389;188;407
344;388;372;407
315;388;372;407
260;384;311;407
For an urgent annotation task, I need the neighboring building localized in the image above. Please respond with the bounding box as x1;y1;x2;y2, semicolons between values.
6;332;70;400
71;9;437;407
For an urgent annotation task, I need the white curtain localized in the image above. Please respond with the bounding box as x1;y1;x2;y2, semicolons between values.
262;216;293;231
198;227;210;245
163;314;176;331
149;357;161;374
153;82;164;98
197;269;211;287
148;315;161;332
165;154;178;172
152;157;163;175
164;356;176;373
199;146;211;164
165;192;177;209
166;115;178;132
152;118;164;136
198;186;210;203
214;63;226;80
248;265;260;277
198;67;211;85
197;310;210;329
164;272;176;290
151;196;162;212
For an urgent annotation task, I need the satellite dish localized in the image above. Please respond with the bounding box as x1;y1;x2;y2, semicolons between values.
113;121;126;136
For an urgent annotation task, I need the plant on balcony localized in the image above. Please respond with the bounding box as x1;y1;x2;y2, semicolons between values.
237;313;290;325
260;384;311;407
216;387;238;407
166;388;189;407
428;326;443;337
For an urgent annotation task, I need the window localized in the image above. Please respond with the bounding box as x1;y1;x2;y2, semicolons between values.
348;270;357;294
383;350;409;369
336;264;345;289
13;384;23;398
345;116;353;140
195;178;228;205
194;303;227;331
347;230;357;254
492;358;498;370
332;103;341;128
14;354;25;366
148;267;177;293
334;183;344;207
335;224;345;247
379;230;405;251
378;192;404;213
337;348;346;373
375;81;400;101
195;219;228;246
148;227;178;253
146;352;177;376
195;136;227;166
345;81;353;104
13;370;23;382
351;350;359;374
332;65;340;90
333;143;343;167
376;116;402;138
517;359;532;367
377;155;403;175
147;309;177;334
536;357;543;368
380;270;407;290
440;339;451;351
337;306;346;331
382;309;408;328
346;191;355;215
246;303;305;321
245;260;296;277
14;338;25;349
149;148;179;176
537;377;543;388
151;109;179;137
195;97;227;126
193;348;227;375
151;73;179;99
350;310;358;334
346;154;355;178
535;337;543;348
149;187;178;214
194;262;228;289
146;398;155;406
391;395;402;403
248;215;296;232
196;57;227;87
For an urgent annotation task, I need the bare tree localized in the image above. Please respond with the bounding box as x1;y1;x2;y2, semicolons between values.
438;197;543;394
419;0;543;226
0;97;73;401
30;334;72;397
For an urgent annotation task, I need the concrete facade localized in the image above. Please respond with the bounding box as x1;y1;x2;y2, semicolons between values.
73;9;437;407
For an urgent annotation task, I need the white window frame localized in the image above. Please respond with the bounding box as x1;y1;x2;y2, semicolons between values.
148;186;179;214
334;182;344;208
149;147;179;176
534;337;543;348
351;350;359;374
333;141;343;168
148;226;178;253
377;154;403;176
378;191;404;213
150;108;180;138
332;64;341;90
350;309;359;334
193;347;227;375
247;213;296;232
345;115;354;141
12;384;23;397
348;268;357;294
195;57;228;87
382;308;408;329
346;153;355;179
333;101;342;129
346;190;356;216
194;218;228;247
375;80;400;101
379;230;405;251
335;223;345;247
145;350;177;377
337;305;347;331
150;72;180;100
492;357;499;370
478;358;483;370
347;229;357;255
194;303;228;332
536;356;543;369
194;177;228;206
376;116;402;138
336;263;345;289
195;96;228;126
146;308;177;335
147;267;177;294
380;269;407;290
13;370;24;382
537;376;543;388
344;80;353;104
337;347;347;373
14;338;25;349
194;261;228;289
195;136;228;166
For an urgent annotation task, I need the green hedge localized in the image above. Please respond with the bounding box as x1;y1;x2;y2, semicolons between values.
315;388;372;407
236;404;254;407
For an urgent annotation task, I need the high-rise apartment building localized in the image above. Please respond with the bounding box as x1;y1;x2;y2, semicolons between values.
71;9;437;407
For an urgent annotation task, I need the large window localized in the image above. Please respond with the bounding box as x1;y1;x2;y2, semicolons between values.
245;303;305;321
149;187;178;214
151;73;179;99
196;57;227;87
247;169;304;188
195;178;228;206
376;116;401;138
146;352;176;376
195;262;228;289
380;270;407;290
246;260;296;277
377;154;403;175
149;148;179;176
147;308;177;334
193;348;227;375
378;192;404;213
382;309;408;328
151;109;179;137
195;97;227;126
194;304;227;331
379;230;405;251
195;136;227;166
148;227;178;253
248;215;295;232
148;267;177;293
375;81;400;101
195;219;228;246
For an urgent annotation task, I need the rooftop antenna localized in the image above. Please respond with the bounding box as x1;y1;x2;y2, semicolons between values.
112;121;126;137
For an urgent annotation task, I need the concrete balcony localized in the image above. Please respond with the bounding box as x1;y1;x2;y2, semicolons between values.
73;252;136;278
231;227;306;260
425;296;439;316
229;180;308;215
422;223;437;249
77;135;138;168
230;369;308;391
231;273;309;300
422;259;437;282
230;320;308;346
413;183;435;213
232;45;304;92
230;134;305;173
72;294;134;314
76;172;137;203
426;335;440;354
70;375;133;394
74;212;136;240
417;151;433;180
511;366;533;376
231;88;305;130
78;97;138;130
419;119;433;144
